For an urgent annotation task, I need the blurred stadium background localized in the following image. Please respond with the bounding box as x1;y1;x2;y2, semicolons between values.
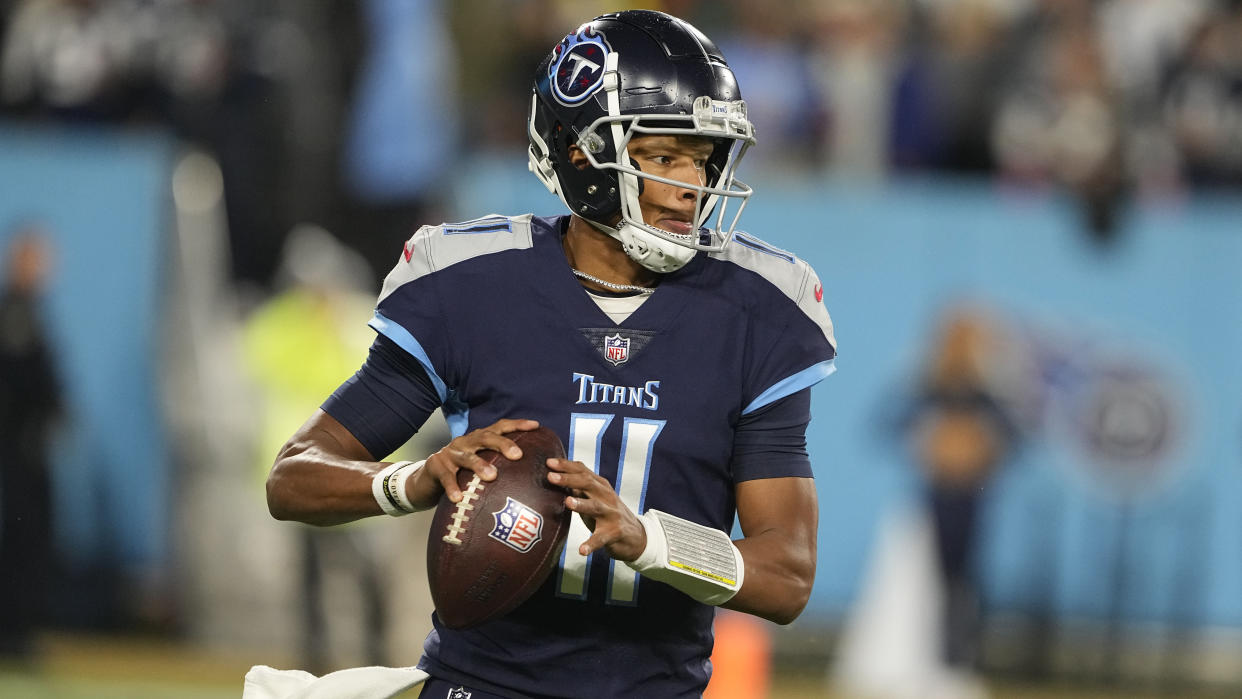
2;0;1242;697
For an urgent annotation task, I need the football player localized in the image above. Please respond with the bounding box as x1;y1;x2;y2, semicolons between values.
265;10;836;697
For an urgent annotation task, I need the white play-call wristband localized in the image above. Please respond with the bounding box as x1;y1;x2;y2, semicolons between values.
626;509;745;606
371;460;427;516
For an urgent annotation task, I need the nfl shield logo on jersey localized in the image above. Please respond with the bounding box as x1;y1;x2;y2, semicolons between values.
489;497;544;553
604;333;630;365
447;687;472;699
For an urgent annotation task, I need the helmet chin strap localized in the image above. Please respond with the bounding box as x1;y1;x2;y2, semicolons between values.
582;217;697;274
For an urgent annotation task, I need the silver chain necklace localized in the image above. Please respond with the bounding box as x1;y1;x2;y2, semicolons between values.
570;268;656;295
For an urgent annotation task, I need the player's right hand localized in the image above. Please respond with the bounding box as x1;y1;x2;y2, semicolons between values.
410;418;541;507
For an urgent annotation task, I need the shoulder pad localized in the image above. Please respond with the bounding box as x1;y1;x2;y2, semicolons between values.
378;214;533;303
714;232;836;352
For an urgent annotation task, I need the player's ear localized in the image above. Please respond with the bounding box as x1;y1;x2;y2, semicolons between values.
567;145;591;171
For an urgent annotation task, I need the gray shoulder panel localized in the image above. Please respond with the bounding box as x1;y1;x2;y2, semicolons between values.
377;214;534;304
712;231;837;351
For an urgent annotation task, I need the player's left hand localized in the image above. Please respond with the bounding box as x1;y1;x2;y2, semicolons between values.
546;458;647;562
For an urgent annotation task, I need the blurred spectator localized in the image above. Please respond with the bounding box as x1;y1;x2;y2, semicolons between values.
1162;1;1242;188
900;307;1019;669
1;0;141;120
992;0;1128;241
835;306;1023;698
241;224;387;672
808;0;909;180
892;0;1021;172
0;224;62;659
445;0;562;150
1;0;236;125
169;1;370;293
341;0;456;282
714;0;827;174
262;1;362;283
1097;0;1207;110
1089;0;1205;200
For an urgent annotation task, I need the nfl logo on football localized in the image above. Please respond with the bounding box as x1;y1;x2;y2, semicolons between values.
604;333;630;365
489;497;544;553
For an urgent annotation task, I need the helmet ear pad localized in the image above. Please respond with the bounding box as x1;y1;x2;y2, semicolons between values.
628;157;645;197
551;124;622;222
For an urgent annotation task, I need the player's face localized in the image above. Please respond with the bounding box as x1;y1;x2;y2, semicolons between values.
625;135;715;237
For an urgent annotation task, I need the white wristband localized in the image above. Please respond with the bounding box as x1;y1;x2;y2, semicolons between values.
371;460;426;516
389;459;426;512
625;509;745;606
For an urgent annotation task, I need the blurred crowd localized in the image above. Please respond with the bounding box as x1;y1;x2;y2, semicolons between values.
2;0;1241;287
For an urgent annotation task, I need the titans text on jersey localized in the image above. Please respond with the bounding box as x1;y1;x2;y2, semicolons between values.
573;372;660;411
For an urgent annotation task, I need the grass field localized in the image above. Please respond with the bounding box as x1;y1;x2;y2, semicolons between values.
0;633;1222;698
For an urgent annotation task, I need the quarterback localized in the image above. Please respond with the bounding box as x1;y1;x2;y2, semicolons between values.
265;10;837;698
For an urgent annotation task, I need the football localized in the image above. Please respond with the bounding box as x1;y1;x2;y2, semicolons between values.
426;426;570;629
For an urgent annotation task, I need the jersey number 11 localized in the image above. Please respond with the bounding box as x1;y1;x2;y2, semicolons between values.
555;413;665;605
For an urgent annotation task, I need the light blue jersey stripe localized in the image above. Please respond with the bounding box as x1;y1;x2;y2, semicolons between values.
443;407;470;439
444;220;512;235
733;232;795;263
742;360;837;415
369;311;471;438
368;311;448;404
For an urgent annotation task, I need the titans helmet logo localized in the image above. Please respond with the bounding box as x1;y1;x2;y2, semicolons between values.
549;26;611;106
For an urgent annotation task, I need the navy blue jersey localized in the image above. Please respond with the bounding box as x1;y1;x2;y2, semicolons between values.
371;214;835;698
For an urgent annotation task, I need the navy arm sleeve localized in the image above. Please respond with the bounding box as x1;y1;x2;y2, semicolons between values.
730;387;813;482
321;334;442;460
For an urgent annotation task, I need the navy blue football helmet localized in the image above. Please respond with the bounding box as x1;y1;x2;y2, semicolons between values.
527;10;756;272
